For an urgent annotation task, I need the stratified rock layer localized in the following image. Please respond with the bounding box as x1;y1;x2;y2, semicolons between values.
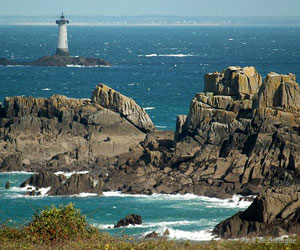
174;66;300;197
0;86;149;172
3;66;300;202
213;185;300;238
92;84;155;132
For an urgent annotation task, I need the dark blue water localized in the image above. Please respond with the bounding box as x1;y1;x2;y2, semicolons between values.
0;173;251;240
1;26;300;129
0;25;300;240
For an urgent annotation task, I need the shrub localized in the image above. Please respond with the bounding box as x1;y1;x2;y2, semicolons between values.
25;203;94;242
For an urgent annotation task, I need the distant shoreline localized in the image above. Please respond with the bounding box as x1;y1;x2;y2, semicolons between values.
0;23;298;27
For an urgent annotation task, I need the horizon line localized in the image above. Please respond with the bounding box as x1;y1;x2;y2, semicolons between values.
1;14;300;18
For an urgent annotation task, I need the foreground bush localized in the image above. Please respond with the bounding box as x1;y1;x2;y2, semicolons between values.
1;203;300;249
25;203;95;242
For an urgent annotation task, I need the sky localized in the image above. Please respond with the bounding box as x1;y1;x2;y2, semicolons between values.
0;0;300;17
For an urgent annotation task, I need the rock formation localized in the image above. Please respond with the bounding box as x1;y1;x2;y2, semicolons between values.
2;66;300;200
0;55;110;67
174;66;300;197
114;214;142;228
0;85;151;172
20;171;103;196
47;174;103;196
91;84;155;132
213;185;300;238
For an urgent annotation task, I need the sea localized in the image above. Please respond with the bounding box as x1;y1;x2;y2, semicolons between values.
0;25;300;241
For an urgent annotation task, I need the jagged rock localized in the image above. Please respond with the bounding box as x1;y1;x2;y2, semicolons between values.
204;66;262;99
145;231;160;239
20;171;65;189
163;229;170;236
47;174;103;196
257;72;300;111
0;85;150;173
174;66;300;197
91;84;155;132
5;181;10;189
0;153;24;171
114;214;142;228
213;185;300;238
0;55;110;67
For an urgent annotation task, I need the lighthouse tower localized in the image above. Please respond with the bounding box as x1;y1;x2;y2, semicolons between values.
56;13;69;56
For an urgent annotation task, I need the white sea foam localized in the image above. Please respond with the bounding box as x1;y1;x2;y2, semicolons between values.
0;171;35;175
162;228;215;241
143;107;155;110
102;191;149;198
102;192;252;209
94;219;211;230
156;125;167;129
42;88;51;91
66;65;110;68
54;171;89;178
141;54;195;57
200;195;253;209
10;185;51;197
69;192;98;198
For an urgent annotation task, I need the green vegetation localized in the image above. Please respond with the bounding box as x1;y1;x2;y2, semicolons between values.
0;203;300;250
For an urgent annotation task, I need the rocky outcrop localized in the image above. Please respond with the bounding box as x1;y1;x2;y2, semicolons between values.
114;214;142;228
47;174;103;196
3;66;300;200
20;172;103;196
213;185;300;238
204;66;262;99
0;55;110;67
0;85;150;172
145;231;160;239
256;72;300;111
20;171;65;189
92;84;155;132
174;66;300;197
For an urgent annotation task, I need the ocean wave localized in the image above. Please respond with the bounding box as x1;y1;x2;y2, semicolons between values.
102;192;252;209
6;65;31;68
143;107;155;110
69;192;98;198
140;54;195;57
41;88;51;91
66;65;110;68
96;219;213;230
155;228;216;241
10;186;51;196
156;125;167;129
54;171;89;178
200;195;253;209
0;171;35;175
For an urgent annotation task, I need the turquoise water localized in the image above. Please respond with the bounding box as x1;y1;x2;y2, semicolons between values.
0;173;251;240
1;26;300;129
1;25;300;240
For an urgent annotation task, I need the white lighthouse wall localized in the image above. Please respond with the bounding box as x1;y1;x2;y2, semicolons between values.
57;24;68;49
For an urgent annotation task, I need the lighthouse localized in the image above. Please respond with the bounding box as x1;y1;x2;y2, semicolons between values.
56;13;69;56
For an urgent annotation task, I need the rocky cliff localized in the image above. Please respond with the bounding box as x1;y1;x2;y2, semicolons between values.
174;66;300;197
0;84;153;173
3;66;300;200
213;185;300;238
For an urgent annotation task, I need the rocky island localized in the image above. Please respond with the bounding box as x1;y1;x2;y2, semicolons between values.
0;14;110;67
2;66;300;238
0;55;110;67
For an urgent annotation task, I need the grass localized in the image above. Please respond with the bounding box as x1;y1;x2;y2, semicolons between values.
0;203;300;250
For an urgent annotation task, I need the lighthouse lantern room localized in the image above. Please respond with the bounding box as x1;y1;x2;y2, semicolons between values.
56;12;69;56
